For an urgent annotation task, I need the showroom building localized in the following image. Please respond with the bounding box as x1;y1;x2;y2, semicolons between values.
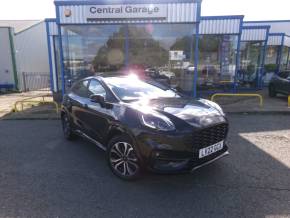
46;0;290;100
48;0;202;99
244;20;290;84
239;25;270;89
197;15;244;94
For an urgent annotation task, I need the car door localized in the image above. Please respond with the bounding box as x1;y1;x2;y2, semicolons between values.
84;79;115;143
68;80;91;132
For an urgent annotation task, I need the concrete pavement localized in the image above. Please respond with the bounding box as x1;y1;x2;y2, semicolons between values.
0;115;289;218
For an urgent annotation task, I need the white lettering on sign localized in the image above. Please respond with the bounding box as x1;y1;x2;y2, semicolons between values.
86;4;168;20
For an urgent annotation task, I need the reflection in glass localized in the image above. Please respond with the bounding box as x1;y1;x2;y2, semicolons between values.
61;25;125;89
127;24;196;93
196;35;239;91
61;24;197;94
280;46;290;71
238;41;264;88
264;45;279;73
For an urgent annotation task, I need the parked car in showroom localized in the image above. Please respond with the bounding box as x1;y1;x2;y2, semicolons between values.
269;71;290;97
61;74;229;180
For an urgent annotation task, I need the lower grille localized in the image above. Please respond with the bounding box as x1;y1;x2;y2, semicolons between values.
193;123;228;149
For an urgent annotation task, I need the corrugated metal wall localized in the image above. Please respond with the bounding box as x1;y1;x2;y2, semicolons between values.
241;28;268;41
48;20;58;36
0;28;15;86
58;3;199;24
267;35;283;46
14;21;50;91
46;20;58;92
15;21;50;74
244;21;290;35
199;17;242;34
284;35;290;47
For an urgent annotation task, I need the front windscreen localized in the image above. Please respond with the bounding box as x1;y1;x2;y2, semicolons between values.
104;76;180;101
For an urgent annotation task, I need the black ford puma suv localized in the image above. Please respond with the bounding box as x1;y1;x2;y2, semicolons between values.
61;75;229;180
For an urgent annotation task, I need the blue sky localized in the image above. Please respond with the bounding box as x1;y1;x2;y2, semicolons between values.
0;0;290;21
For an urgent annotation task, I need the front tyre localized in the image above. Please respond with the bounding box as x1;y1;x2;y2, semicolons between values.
107;135;141;180
61;113;77;140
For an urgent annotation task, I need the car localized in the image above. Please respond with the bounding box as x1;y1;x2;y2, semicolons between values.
269;71;290;97
61;74;229;180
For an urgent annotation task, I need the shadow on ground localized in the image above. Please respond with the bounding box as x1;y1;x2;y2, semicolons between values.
0;114;289;217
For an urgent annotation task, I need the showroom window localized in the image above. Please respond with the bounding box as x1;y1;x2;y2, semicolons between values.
264;45;279;73
61;24;197;93
127;24;196;93
280;46;290;71
61;25;126;88
238;41;264;88
196;34;239;91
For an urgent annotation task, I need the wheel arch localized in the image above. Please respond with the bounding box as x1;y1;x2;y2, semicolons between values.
106;125;139;148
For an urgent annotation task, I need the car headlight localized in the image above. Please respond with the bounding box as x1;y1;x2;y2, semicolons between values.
200;99;225;116
141;113;175;131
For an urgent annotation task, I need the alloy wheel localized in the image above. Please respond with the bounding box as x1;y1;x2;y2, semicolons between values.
109;142;139;177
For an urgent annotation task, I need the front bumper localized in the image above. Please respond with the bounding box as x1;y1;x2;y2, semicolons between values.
134;122;229;174
147;145;229;173
191;150;229;172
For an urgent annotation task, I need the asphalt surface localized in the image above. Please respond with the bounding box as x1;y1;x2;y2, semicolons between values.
0;115;289;218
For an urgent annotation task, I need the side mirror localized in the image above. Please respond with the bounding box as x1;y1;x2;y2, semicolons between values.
90;94;105;107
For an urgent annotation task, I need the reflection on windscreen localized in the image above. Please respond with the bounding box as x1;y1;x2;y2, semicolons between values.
104;77;180;101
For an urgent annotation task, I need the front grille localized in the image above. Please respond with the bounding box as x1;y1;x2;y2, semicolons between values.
193;123;228;149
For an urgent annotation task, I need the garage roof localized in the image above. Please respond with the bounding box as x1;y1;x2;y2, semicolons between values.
0;20;41;34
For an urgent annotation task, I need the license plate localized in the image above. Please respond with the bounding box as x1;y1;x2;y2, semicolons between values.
199;141;224;158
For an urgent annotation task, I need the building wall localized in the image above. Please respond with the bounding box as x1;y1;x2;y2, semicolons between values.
199;17;242;34
14;21;50;74
0;27;15;87
14;21;51;91
244;21;290;35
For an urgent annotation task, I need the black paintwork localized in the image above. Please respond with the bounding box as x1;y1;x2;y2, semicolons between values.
269;71;290;96
61;76;229;173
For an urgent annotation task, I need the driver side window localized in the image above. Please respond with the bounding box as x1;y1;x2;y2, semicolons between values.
88;80;107;99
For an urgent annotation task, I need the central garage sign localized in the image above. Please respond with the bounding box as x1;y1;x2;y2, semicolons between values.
86;4;168;20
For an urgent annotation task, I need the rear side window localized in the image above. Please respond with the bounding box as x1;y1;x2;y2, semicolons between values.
72;80;89;98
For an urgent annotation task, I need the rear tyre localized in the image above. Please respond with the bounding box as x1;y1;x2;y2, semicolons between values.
61;113;77;140
107;135;142;180
269;85;277;97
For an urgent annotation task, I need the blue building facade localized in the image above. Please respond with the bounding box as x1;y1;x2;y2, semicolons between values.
46;1;290;100
47;0;202;100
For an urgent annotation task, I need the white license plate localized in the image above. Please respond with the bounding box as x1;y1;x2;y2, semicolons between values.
199;141;224;158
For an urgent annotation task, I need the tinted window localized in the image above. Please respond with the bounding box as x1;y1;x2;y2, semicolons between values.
72;80;89;97
88;80;107;98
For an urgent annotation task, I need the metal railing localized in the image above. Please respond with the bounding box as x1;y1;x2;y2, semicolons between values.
18;72;50;92
13;94;59;114
211;93;264;107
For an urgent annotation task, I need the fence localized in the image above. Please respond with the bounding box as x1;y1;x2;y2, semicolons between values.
18;72;50;92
